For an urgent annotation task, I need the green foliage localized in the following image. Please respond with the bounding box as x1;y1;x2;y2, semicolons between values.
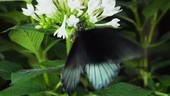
142;0;165;19
0;66;63;96
0;11;28;24
0;81;45;96
151;60;170;72
9;29;44;54
95;82;153;96
0;0;170;96
158;75;170;87
40;60;64;67
0;60;22;80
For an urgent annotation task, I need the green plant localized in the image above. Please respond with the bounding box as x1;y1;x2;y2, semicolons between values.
0;0;170;96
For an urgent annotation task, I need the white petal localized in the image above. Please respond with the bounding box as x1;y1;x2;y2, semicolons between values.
22;8;31;16
101;6;122;17
108;18;120;28
35;0;57;17
22;4;39;20
90;15;98;23
35;5;44;15
101;0;115;7
22;4;35;16
27;3;34;11
66;15;79;27
68;0;85;12
87;0;101;16
95;18;120;28
53;15;68;39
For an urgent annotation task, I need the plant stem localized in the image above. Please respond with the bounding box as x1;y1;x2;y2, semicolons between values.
66;35;72;55
46;91;59;96
139;36;149;87
133;9;142;31
140;13;158;86
155;91;169;96
132;4;150;87
54;81;62;91
41;65;50;86
148;13;157;44
35;50;50;86
132;4;143;43
142;40;149;87
131;3;148;86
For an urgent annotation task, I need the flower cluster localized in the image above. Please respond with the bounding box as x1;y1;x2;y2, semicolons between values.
22;0;122;39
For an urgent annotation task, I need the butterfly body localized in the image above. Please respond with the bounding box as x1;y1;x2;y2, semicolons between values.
62;28;143;94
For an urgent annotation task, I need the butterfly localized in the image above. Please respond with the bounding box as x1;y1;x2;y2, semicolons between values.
61;27;143;94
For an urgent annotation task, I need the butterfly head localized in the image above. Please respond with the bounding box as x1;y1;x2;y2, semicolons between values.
76;22;85;32
70;22;85;42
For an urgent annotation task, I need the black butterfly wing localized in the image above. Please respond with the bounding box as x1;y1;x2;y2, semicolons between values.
85;62;120;89
62;37;87;94
62;28;143;93
79;28;143;63
80;28;143;89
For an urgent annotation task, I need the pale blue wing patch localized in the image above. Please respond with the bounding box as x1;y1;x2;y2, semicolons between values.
62;66;83;93
85;62;120;89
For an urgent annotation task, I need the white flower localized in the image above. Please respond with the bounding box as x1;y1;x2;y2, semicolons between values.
101;0;115;7
53;15;68;39
101;6;122;17
35;0;57;18
86;0;122;28
87;0;101;16
67;0;85;12
87;0;102;24
66;15;79;27
22;4;38;20
101;0;122;17
95;18;120;28
90;15;98;23
22;0;122;37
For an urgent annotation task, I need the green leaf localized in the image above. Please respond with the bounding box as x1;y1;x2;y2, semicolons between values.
158;75;170;87
0;60;22;80
120;31;137;41
0;11;28;24
0;38;26;52
118;1;137;10
116;13;135;25
0;4;7;12
50;41;67;59
0;0;23;1
160;0;170;12
142;0;164;19
159;32;170;43
95;82;153;96
11;67;63;85
0;81;45;96
47;73;60;88
2;67;63;96
2;24;55;35
43;39;61;53
40;60;64;67
149;32;170;48
9;29;44;54
29;92;46;96
151;60;170;72
14;24;56;34
0;45;10;52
